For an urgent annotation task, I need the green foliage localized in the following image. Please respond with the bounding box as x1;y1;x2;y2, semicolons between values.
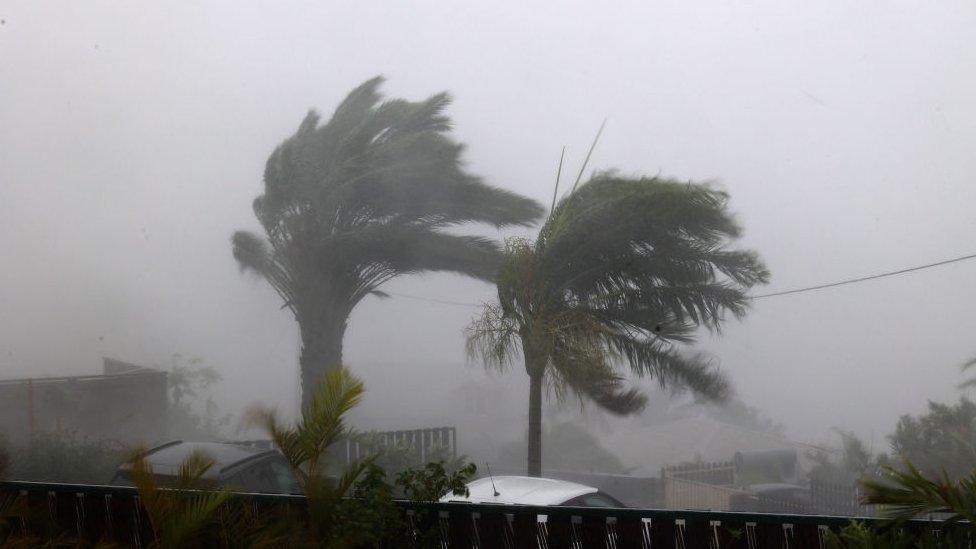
347;432;467;480
246;367;395;546
127;447;232;548
165;354;230;440
496;421;630;474
2;431;123;484
958;356;976;390
232;76;543;406
861;462;976;525
467;172;768;473
396;461;476;502
821;520;960;548
889;398;976;480
809;430;885;485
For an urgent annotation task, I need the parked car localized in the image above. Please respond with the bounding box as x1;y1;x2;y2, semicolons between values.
110;440;298;494
440;475;626;507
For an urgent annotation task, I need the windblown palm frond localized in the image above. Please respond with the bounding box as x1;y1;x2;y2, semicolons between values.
246;367;375;545
127;448;231;549
861;462;976;526
247;368;364;488
233;77;543;407
467;172;767;475
959;357;976;389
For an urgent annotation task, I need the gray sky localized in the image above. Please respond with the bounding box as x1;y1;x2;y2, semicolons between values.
2;0;975;448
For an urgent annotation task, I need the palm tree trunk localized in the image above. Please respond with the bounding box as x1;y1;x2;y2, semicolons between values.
299;316;347;410
527;369;543;477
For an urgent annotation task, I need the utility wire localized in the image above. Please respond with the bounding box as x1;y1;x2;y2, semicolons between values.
387;251;976;307
386;292;483;308
749;251;976;299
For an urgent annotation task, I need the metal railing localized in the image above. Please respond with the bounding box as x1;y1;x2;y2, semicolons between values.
0;480;943;548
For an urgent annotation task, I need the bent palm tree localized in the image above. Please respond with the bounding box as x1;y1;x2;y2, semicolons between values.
467;173;768;476
233;77;543;407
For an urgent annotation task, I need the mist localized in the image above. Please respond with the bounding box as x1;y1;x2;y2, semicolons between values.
2;0;975;485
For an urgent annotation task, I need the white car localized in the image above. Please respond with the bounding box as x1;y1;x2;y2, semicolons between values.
440;475;625;508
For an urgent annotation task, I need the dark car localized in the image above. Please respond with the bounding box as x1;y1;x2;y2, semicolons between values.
110;440;298;494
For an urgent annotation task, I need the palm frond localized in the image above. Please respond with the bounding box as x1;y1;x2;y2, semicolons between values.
861;462;976;525
959;356;976;389
175;449;217;490
465;303;522;372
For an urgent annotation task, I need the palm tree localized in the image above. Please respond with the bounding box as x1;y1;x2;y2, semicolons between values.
127;448;232;548
467;173;769;476
245;367;378;546
232;77;543;407
861;462;976;526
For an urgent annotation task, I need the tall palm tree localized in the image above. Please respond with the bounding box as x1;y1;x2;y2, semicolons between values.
233;77;543;408
467;173;769;476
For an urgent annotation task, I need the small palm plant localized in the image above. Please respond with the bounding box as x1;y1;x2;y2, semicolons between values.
860;462;976;526
127;448;232;548
245;367;373;545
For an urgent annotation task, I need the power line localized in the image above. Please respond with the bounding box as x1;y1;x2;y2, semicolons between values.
749;251;976;299
385;250;976;306
386;292;482;308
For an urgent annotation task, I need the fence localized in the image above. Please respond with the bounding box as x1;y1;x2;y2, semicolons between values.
810;479;875;517
662;461;739;511
664;476;747;511
343;426;457;465
662;461;735;486
0;481;941;548
660;461;880;517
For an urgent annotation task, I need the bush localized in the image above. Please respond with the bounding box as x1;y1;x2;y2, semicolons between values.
3;432;123;484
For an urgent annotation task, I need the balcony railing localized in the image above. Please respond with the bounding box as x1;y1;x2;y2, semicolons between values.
0;480;943;548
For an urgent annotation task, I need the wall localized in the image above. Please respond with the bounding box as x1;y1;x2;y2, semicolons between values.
0;358;167;446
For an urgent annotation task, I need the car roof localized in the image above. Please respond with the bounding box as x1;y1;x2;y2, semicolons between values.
441;475;598;506
117;441;275;479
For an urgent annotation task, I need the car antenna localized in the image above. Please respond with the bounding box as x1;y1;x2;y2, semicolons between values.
486;463;500;497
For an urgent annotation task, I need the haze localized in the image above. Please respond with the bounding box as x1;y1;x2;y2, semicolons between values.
2;0;974;458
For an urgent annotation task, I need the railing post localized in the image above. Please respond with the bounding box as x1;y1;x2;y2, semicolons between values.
674;518;686;549
640;518;653;549
75;492;86;537
536;514;550;549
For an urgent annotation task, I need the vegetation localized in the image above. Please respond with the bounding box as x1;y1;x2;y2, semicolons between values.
861;463;976;525
823;519;965;548
165;354;231;440
232;76;543;408
245;367;376;545
0;369;476;547
809;429;885;485
889;398;976;480
128;448;232;548
495;421;630;474
0;431;123;484
467;172;768;475
245;367;475;546
347;431;467;481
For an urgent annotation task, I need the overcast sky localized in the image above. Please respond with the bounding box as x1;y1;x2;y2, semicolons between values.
2;0;975;448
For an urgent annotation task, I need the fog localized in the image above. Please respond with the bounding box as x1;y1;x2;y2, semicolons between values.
2;0;975;472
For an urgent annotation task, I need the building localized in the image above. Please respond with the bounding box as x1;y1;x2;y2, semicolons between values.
0;358;168;446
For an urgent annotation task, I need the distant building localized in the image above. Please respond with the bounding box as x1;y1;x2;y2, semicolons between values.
600;416;832;477
0;358;168;446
